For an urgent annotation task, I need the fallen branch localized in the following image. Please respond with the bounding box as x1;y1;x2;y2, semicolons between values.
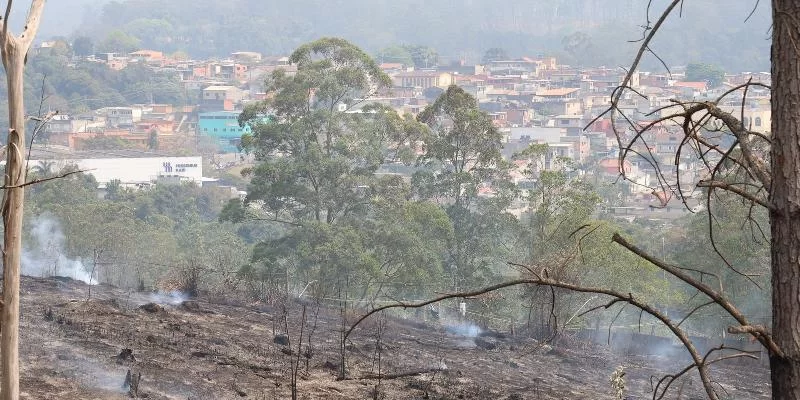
358;367;445;380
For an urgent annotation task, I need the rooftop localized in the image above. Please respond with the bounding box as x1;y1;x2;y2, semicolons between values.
203;85;238;91
394;71;447;77
28;145;195;160
672;81;708;90
535;88;580;97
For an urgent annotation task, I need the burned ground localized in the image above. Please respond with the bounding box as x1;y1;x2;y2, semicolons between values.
11;276;770;399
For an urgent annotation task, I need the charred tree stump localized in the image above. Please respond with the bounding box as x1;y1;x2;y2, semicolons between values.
115;348;136;365
123;369;141;397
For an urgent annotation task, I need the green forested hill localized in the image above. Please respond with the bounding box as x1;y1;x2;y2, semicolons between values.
70;0;770;71
0;51;186;128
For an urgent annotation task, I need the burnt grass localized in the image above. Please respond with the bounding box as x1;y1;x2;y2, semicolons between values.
10;276;770;399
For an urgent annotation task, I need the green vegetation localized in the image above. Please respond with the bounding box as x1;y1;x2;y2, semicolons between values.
79;136;138;150
232;38;440;302
0;49;187;128
25;167;250;294
229;39;752;338
71;36;95;57
375;45;414;66
414;85;513;290
26;53;187;111
686;63;726;87
21;38;770;345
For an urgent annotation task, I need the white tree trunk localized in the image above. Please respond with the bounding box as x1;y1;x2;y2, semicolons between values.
0;2;46;399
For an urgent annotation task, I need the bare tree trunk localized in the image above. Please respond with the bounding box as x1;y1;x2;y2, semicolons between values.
770;2;800;399
0;52;24;400
0;2;46;399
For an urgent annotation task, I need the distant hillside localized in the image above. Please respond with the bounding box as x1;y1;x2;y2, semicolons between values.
69;0;771;72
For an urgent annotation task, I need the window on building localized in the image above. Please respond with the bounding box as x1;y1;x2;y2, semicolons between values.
755;117;762;127
214;128;218;132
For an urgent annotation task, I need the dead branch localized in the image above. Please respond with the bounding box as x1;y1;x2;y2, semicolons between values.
243;216;304;227
612;233;782;358
727;324;771;336
698;103;771;190
358;367;445;380
651;345;758;400
1;169;90;189
676;300;715;328
571;1;779;399
16;0;44;47
25;107;58;172
696;179;771;210
0;0;11;41
586;0;683;130
571;298;623;321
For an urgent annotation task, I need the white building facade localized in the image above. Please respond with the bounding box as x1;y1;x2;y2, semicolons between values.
30;156;203;187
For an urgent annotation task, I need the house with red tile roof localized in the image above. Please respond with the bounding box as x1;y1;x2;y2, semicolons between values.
671;81;708;97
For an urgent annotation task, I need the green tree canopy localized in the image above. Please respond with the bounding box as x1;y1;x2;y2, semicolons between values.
98;30;141;53
376;45;414;67
414;85;515;289
402;45;439;69
239;38;397;223
72;36;94;57
123;18;175;49
238;38;449;300
685;62;725;87
416;85;507;208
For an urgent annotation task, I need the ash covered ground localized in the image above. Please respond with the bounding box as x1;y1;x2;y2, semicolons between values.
11;276;770;399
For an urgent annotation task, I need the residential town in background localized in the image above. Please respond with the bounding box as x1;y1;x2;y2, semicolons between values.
33;46;772;221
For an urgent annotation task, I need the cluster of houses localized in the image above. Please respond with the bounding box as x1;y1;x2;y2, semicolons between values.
371;56;769;214
38;47;771;215
40;49;288;153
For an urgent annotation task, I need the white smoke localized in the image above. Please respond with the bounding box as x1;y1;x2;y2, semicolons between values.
145;290;189;306
22;216;95;284
445;322;482;338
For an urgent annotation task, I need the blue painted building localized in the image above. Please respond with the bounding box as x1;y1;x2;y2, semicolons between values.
197;111;251;153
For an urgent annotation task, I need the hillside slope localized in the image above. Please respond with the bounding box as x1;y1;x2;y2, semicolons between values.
15;276;770;399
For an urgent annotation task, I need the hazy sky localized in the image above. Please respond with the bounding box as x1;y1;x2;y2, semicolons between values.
4;0;111;38
4;0;773;71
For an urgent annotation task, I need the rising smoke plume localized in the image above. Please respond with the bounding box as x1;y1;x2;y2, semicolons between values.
22;216;95;284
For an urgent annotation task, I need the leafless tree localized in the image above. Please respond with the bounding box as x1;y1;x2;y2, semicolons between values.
284;304;306;400
0;2;46;399
591;0;797;398
368;311;387;400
